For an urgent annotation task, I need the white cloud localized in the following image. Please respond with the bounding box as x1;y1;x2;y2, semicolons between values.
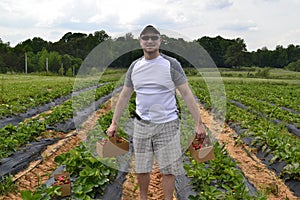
220;20;258;32
205;0;233;9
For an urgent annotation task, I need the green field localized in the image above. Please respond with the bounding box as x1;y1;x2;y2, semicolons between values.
0;68;299;199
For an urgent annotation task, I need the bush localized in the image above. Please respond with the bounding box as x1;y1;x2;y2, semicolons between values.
255;67;270;78
66;67;73;76
285;59;300;72
58;66;64;76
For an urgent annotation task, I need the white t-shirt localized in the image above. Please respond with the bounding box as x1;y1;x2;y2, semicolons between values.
125;54;187;123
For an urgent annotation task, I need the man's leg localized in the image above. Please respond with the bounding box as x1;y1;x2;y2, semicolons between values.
137;173;150;200
154;119;184;199
162;174;175;200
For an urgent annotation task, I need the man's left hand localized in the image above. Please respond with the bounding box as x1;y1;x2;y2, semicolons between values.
195;123;206;144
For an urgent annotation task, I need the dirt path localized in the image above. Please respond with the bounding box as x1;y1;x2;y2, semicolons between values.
199;107;299;200
122;163;177;200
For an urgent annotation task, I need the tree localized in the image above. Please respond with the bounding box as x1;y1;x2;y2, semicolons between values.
58;65;64;75
94;30;110;43
62;54;73;71
274;45;288;68
48;51;62;73
286;44;300;63
15;37;50;54
0;39;9;71
37;48;49;72
224;38;247;68
196;36;236;67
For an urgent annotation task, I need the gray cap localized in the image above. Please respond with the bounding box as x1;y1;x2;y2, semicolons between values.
140;25;160;36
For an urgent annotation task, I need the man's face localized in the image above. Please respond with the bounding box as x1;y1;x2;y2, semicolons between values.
139;33;161;53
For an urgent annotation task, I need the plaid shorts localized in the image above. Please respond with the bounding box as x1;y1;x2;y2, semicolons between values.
133;118;185;176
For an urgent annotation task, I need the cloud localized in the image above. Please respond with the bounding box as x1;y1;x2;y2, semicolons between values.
261;0;280;2
0;0;299;51
135;10;181;28
205;0;233;9
220;20;258;32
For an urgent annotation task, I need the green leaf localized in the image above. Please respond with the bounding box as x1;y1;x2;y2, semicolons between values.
99;177;110;185
20;190;33;200
102;168;110;176
269;155;279;164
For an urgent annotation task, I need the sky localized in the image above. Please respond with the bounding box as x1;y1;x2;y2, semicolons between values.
0;0;299;51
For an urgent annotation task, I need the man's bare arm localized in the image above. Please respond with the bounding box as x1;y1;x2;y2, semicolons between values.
106;86;133;137
177;82;206;142
177;83;202;124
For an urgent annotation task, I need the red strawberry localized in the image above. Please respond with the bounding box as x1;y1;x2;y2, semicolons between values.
57;175;65;181
192;141;203;150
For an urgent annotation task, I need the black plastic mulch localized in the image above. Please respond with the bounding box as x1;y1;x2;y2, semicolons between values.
0;89;114;181
0;95;70;128
0;138;58;180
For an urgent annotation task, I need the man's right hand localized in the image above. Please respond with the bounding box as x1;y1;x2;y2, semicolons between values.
106;122;118;137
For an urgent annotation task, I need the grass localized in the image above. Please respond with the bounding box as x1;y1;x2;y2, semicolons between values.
219;67;300;80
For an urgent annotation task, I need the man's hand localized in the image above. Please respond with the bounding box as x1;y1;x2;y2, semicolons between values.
106;122;118;137
195;123;206;144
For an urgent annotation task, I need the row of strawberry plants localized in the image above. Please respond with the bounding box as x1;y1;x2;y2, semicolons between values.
228;93;299;127
184;143;266;200
190;79;299;126
0;75;104;118
20;142;118;200
190;79;299;134
0;82;116;159
175;86;265;199
224;81;300;113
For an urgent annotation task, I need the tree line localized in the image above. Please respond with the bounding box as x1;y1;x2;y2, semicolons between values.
198;36;300;71
0;30;300;74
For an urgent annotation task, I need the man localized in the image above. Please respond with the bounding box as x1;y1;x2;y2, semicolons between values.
106;25;206;200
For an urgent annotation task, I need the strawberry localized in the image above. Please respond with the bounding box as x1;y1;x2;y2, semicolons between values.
57;175;65;181
192;142;203;150
117;138;123;143
101;138;108;146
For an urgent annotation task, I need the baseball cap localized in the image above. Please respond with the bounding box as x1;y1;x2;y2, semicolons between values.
140;25;160;36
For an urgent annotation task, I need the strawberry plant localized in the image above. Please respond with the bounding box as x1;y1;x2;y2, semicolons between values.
0;174;17;196
20;184;62;200
185;143;266;200
54;142;117;199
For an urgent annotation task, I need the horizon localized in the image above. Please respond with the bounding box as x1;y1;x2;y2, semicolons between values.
1;30;299;53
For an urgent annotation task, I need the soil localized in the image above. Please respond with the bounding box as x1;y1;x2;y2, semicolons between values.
2;101;299;200
122;163;177;200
